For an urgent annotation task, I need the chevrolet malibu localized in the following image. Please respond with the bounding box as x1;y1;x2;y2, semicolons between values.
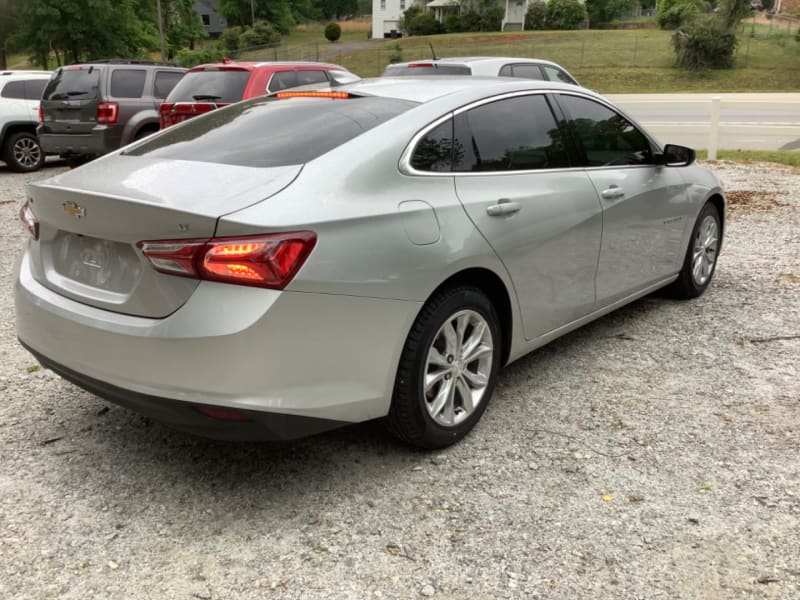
15;78;724;448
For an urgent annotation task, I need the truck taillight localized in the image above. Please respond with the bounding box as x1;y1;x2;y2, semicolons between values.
38;105;43;123
96;102;119;124
138;232;317;289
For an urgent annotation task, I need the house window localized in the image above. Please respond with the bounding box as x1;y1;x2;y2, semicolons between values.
400;0;405;8
380;0;386;8
201;14;210;25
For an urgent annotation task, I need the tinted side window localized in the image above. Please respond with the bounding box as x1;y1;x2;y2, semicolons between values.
453;95;570;172
1;81;26;99
559;95;653;167
498;65;513;77
267;71;298;92
24;79;48;100
509;64;545;80
154;71;183;99
411;118;456;172
296;70;329;86
543;65;576;85
110;69;147;98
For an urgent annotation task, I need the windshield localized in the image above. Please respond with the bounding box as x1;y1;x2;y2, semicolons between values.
165;69;251;103
127;95;419;167
43;67;100;100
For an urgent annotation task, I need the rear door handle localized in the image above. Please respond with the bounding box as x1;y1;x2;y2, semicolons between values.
601;187;625;200
486;199;521;217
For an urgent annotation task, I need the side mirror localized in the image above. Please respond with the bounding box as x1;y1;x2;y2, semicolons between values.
655;144;696;167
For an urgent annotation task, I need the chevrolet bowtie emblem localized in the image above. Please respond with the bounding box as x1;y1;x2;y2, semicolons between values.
63;201;86;219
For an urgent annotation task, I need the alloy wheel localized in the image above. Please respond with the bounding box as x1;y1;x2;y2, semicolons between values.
691;215;719;286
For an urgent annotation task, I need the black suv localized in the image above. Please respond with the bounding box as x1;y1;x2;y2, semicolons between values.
38;60;185;164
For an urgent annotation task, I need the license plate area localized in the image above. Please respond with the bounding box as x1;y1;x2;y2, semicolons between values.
50;232;141;294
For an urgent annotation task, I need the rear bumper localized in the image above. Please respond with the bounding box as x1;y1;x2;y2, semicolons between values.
37;126;121;157
15;251;421;438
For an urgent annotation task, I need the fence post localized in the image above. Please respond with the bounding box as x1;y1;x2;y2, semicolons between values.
633;34;638;63
316;42;320;62
708;96;721;161
580;40;585;68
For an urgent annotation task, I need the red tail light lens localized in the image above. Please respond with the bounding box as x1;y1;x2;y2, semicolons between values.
19;201;39;240
96;102;119;124
138;232;317;289
38;105;43;123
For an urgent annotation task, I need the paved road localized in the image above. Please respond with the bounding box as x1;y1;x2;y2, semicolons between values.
608;93;800;151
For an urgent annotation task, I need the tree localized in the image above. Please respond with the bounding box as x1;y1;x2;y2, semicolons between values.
585;0;637;27
671;0;750;69
319;0;358;20
14;0;156;69
220;0;296;33
0;0;21;70
548;0;587;29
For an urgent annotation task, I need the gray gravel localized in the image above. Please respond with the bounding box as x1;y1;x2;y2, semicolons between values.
1;160;798;599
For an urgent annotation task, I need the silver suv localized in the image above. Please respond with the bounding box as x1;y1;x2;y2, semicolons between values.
383;57;580;86
0;71;51;172
38;60;185;165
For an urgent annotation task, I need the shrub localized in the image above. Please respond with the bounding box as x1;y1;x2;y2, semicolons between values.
525;1;549;29
407;13;445;35
325;22;342;42
483;6;505;30
548;0;587;29
389;43;403;63
658;0;707;29
443;13;462;32
399;5;422;32
239;21;282;48
219;26;243;52
672;14;737;69
177;47;225;68
795;26;800;42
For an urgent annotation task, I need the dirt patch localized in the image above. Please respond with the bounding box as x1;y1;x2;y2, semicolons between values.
726;190;787;216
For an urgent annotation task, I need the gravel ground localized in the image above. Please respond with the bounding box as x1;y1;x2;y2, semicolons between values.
0;160;798;599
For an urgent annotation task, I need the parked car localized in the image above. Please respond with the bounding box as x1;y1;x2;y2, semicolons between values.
16;77;724;448
383;57;580;86
37;60;186;165
159;60;358;128
0;71;51;172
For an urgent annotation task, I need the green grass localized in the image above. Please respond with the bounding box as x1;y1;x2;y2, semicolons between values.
696;149;800;167
320;29;800;92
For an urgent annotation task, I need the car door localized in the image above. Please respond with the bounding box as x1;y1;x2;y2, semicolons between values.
447;93;603;339
555;93;692;304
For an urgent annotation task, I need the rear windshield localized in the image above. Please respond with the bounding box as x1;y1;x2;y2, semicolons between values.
165;69;251;103
43;67;100;100
126;95;418;167
383;64;472;76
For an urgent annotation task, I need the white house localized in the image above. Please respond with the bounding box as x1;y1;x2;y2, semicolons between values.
371;0;533;38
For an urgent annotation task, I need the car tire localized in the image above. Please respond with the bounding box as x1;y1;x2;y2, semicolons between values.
385;286;501;449
666;201;721;299
3;131;45;173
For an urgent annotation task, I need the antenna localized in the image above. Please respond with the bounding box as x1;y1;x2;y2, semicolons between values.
429;42;439;60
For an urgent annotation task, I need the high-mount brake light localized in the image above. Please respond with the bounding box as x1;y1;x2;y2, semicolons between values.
19;200;39;240
408;63;434;68
138;232;317;289
275;91;350;99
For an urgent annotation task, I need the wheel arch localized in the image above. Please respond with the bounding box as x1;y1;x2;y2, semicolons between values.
706;193;725;244
425;267;514;367
1;122;39;146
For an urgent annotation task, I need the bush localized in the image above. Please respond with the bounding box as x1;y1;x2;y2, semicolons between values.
219;26;244;52
658;0;707;29
795;26;800;42
672;14;737;69
389;43;403;63
399;5;422;32
483;6;505;30
407;13;445;35
548;0;587;29
239;21;282;48
443;13;462;32
525;1;549;29
177;47;225;68
324;22;342;42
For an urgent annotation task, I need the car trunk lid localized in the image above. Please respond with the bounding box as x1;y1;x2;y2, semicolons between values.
25;156;302;318
159;67;250;129
39;66;101;134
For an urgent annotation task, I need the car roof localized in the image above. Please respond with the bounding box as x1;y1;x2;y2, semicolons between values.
390;56;567;69
189;61;348;72
310;76;593;104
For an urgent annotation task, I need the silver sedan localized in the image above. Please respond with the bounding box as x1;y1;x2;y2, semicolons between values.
15;78;724;448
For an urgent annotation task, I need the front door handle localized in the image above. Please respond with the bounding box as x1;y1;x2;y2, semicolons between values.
601;186;625;200
486;199;521;217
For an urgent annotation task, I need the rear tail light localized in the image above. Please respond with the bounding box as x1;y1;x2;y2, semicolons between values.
38;104;43;123
138;232;317;289
96;102;119;124
19;201;39;240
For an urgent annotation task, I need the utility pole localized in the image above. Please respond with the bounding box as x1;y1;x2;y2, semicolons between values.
251;0;256;25
156;0;166;62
